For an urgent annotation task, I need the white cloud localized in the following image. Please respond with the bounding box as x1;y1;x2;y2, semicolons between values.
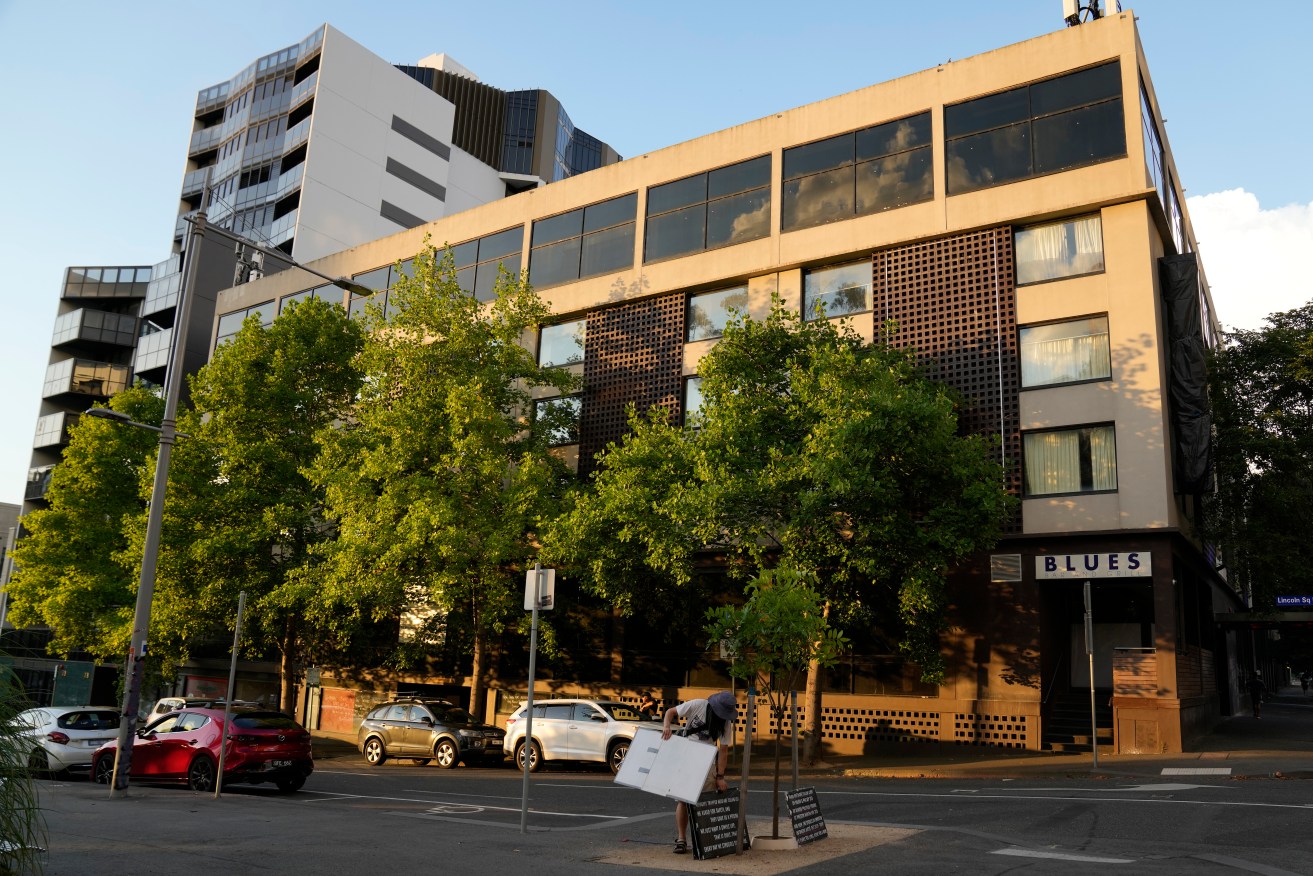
1187;189;1313;332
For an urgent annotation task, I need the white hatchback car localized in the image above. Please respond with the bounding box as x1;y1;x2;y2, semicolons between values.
13;706;121;774
502;698;646;774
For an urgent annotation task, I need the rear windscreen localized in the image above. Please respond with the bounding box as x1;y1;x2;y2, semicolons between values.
57;711;119;731
232;712;302;731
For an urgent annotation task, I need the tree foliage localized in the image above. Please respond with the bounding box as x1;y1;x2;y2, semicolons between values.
1207;304;1313;609
0;667;45;874
150;296;365;709
8;385;164;659
545;299;1013;682
304;244;578;717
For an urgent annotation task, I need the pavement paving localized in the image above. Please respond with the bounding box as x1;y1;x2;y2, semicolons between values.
309;684;1313;782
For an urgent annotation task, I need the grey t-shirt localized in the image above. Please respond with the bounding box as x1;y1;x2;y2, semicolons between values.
675;698;733;746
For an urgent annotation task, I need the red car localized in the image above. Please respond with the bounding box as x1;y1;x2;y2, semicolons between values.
91;708;313;793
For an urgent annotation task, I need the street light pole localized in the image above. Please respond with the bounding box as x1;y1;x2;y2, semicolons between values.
107;208;208;797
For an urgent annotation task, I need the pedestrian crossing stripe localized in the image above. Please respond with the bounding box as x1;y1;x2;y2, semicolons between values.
1161;767;1232;775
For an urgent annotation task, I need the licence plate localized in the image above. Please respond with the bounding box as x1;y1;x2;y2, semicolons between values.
268;760;292;768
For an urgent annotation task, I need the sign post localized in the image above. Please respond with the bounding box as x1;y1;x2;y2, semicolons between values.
1084;581;1098;769
519;564;553;833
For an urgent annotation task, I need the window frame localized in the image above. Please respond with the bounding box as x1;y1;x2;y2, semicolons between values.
537;319;586;368
644;156;771;264
686;285;749;343
1018;314;1111;389
1013;213;1105;286
530;193;637;288
1022;423;1118;498
533;395;583;447
802;261;873;322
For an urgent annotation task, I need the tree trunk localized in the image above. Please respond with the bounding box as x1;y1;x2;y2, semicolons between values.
802;600;831;765
279;616;297;714
470;621;487;722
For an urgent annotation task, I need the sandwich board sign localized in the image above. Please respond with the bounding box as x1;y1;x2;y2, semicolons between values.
613;726;716;804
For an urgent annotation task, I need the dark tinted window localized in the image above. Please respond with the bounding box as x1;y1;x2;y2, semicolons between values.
855;114;931;161
541;704;573;720
533;210;584;247
479;227;523;261
783;133;853;181
583;192;636;233
57;711;119;731
645;156;771;263
708;155;769;199
531;195;636;287
572;704;603;721
946;61;1124;195
648;175;708;215
232;713;302;730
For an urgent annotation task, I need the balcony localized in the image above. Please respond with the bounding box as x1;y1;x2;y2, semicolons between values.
189;126;224;156
42;358;131;401
33;412;77;450
142;257;183;317
51;308;138;349
25;465;55;502
180;168;210;199
283;117;311;157
134;326;173;375
288;70;317;113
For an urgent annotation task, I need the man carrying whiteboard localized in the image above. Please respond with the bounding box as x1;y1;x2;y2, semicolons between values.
662;691;737;854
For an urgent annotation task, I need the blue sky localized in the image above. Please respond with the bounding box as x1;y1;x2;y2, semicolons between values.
0;0;1310;507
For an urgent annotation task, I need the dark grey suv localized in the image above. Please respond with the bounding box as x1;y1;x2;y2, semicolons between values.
357;698;505;769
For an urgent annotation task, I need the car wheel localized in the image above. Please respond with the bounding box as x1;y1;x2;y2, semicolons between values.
608;739;630;775
275;774;305;793
515;740;542;773
363;737;388;766
187;755;217;793
433;739;459;769
92;754;114;785
27;748;49;775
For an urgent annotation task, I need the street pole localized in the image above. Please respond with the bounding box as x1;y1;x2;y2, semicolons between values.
215;591;246;799
109;207;207;797
1084;581;1099;769
519;562;543;834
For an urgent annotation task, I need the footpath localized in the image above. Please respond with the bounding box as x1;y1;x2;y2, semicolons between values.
309;684;1313;781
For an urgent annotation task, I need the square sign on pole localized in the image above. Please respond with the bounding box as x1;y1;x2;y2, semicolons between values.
524;567;555;611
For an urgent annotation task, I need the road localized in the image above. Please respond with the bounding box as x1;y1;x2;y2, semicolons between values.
32;757;1313;874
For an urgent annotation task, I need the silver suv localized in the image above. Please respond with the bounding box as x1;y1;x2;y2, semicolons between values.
502;698;644;774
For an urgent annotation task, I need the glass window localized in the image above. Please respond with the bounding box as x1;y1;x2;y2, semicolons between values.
1014;214;1104;285
531;194;635;287
687;286;749;342
451;227;525;302
783;113;932;232
683;377;704;427
645;157;770;263
533;396;582;446
946;61;1125;195
538;319;586;367
804;262;871;321
1019;316;1111;388
542;704;572;721
1023;425;1117;496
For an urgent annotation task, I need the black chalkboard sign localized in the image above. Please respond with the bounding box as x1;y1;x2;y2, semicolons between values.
786;786;828;845
689;788;750;859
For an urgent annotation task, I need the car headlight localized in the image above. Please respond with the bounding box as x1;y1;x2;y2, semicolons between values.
458;729;477;737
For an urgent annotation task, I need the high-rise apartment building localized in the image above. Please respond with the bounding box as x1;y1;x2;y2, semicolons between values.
217;11;1242;755
24;24;618;517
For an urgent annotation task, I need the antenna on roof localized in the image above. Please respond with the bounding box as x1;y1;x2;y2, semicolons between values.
1063;0;1106;26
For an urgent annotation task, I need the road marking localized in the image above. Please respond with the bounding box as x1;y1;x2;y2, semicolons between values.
403;788;523;801
1162;767;1232;775
1194;852;1307;875
299;789;625;819
818;790;1313;811
993;848;1134;864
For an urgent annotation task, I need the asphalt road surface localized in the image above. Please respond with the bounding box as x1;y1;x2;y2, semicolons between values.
30;757;1313;874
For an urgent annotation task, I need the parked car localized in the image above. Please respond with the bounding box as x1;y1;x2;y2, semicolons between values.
357;698;505;768
140;697;259;725
502;698;645;774
91;708;312;793
12;706;121;774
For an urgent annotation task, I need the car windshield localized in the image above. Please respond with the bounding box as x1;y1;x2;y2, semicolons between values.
232;713;302;730
429;705;475;724
600;704;644;721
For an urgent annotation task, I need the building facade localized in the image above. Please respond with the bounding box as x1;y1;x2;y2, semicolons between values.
216;11;1243;755
24;24;618;519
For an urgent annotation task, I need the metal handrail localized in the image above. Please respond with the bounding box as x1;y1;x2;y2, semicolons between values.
1041;651;1067;706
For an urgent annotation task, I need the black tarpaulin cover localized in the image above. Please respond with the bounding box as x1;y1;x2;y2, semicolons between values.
1159;253;1212;494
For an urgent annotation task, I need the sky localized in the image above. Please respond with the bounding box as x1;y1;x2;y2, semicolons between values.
0;0;1309;508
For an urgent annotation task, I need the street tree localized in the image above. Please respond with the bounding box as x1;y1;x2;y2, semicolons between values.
1207;303;1313;610
7;385;164;660
151;297;364;711
306;244;578;719
705;568;847;839
544;300;1012;758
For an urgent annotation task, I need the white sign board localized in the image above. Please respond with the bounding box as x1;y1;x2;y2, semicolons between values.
524;568;556;611
1035;552;1152;579
614;726;716;804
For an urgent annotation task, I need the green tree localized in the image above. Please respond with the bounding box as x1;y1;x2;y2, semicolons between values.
705;568;846;838
545;300;1012;756
7;385;164;659
151;297;365;711
306;244;578;719
1207;304;1313;610
0;667;44;874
